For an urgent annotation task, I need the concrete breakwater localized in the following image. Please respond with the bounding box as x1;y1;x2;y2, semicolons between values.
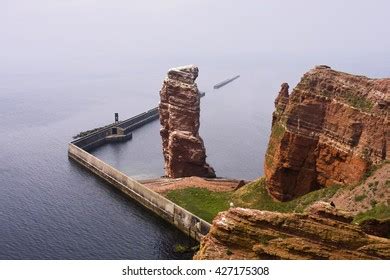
68;144;210;241
69;105;211;241
73;91;205;151
72;107;159;151
213;75;240;89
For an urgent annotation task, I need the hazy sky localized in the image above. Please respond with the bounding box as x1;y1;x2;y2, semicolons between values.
1;0;389;68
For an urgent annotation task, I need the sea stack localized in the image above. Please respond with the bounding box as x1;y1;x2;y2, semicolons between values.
159;65;216;178
264;66;389;201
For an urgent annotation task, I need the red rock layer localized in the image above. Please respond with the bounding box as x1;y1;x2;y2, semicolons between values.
159;65;215;178
194;205;390;260
265;66;389;201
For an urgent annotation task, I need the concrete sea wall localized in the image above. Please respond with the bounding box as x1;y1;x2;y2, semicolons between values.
68;144;210;241
72;108;159;151
213;75;240;89
69;102;212;241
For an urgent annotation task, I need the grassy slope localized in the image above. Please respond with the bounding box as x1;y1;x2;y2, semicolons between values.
165;187;232;222
165;171;389;224
231;178;341;213
353;204;390;224
164;178;341;222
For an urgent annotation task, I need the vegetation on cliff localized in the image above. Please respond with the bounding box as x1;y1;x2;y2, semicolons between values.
342;90;374;112
264;66;389;201
232;178;341;213
331;163;390;222
265;122;285;167
353;204;390;225
165;178;342;222
194;206;390;260
190;165;389;260
165;164;389;225
166;187;232;222
188;67;389;259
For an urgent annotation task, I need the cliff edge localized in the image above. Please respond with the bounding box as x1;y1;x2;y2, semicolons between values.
194;205;390;260
265;66;389;201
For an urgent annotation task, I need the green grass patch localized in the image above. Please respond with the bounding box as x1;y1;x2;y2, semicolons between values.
272;122;286;139
353;204;390;224
363;164;381;181
173;243;199;253
165;187;232;223
165;179;343;223
165;178;361;223
342;91;374;112
232;178;342;213
174;244;188;253
265;122;285;167
354;194;367;202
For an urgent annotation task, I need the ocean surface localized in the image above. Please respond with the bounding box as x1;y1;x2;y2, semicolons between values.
0;53;275;259
3;1;390;257
1;52;388;259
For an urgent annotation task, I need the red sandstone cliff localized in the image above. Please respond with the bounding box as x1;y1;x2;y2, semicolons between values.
194;204;390;260
159;65;215;178
265;66;389;201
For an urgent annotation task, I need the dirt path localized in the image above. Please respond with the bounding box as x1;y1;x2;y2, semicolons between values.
140;176;249;194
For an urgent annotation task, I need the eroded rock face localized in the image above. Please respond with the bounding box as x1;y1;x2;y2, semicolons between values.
194;206;390;260
159;65;216;178
359;219;390;238
265;66;389;201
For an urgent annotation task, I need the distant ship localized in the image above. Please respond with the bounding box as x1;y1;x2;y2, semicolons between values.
213;75;240;89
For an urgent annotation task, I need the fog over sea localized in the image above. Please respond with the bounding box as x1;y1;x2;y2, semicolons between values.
0;1;389;259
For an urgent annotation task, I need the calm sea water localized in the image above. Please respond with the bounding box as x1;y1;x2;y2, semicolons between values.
1;53;388;260
90;60;275;180
0;46;277;258
2;0;389;260
0;69;197;259
2;1;390;257
1;53;388;259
